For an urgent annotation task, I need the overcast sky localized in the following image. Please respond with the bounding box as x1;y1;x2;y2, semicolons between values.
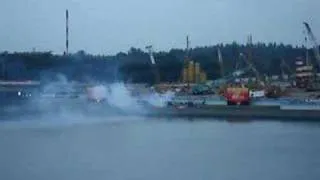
0;0;319;54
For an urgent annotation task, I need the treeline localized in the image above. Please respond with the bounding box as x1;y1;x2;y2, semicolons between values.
0;42;313;84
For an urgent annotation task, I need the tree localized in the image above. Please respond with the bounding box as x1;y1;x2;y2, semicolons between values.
0;42;306;83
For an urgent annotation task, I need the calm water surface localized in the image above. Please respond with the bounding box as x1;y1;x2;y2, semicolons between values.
0;118;320;180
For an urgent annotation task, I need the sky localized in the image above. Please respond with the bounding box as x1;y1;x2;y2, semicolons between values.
0;0;319;55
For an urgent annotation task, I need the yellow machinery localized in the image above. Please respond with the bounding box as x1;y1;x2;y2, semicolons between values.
179;36;209;85
182;67;188;83
188;61;195;83
195;62;200;83
200;70;207;83
181;60;207;84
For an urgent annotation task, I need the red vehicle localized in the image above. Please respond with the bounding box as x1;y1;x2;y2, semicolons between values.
224;87;250;105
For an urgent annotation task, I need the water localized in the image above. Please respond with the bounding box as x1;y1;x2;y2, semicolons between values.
0;118;320;180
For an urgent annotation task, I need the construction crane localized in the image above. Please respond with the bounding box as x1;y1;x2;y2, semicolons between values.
303;30;311;66
212;67;251;86
302;22;320;91
146;45;160;84
217;47;224;77
210;47;248;88
303;22;320;70
239;53;265;87
242;35;265;86
211;41;263;91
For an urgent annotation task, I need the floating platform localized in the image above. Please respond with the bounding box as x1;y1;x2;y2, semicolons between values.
1;97;320;121
142;105;320;121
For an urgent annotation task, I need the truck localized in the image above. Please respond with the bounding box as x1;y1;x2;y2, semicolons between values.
224;87;250;105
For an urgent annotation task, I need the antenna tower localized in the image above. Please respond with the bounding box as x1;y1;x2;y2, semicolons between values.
66;9;69;55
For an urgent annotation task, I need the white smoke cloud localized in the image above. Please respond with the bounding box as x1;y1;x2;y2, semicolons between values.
140;90;175;107
87;83;175;112
106;83;142;111
0;74;176;127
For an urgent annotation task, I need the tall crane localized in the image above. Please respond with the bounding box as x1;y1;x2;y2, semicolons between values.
303;30;311;66
211;67;251;87
146;45;160;84
240;53;265;87
217;47;224;77
245;35;266;87
303;22;320;70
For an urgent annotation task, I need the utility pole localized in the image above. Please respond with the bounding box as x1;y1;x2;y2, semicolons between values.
186;35;190;58
247;34;253;64
65;9;69;55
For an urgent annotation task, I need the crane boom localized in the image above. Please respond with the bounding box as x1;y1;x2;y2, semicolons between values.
240;53;265;87
146;45;156;65
217;47;224;77
211;67;251;87
303;22;320;70
146;45;160;84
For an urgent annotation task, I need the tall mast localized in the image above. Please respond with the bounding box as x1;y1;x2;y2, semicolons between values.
247;34;253;64
66;9;69;55
186;35;190;58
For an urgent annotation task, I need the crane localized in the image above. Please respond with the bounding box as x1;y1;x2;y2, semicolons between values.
303;22;320;70
146;45;156;65
239;53;265;87
146;45;160;84
211;52;263;89
217;47;224;77
241;34;265;86
210;67;251;88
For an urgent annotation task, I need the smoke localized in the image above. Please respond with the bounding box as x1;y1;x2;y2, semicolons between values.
0;74;176;127
30;74;79;112
106;83;143;111
86;83;175;112
140;90;175;107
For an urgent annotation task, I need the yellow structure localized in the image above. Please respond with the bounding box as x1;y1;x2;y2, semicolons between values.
195;62;200;83
200;70;207;83
181;60;207;84
182;67;188;83
188;61;194;83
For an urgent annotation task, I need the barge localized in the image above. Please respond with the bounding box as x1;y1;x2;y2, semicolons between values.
1;86;320;121
142;104;320;120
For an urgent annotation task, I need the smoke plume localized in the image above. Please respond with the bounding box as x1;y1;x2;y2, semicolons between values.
0;74;175;127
